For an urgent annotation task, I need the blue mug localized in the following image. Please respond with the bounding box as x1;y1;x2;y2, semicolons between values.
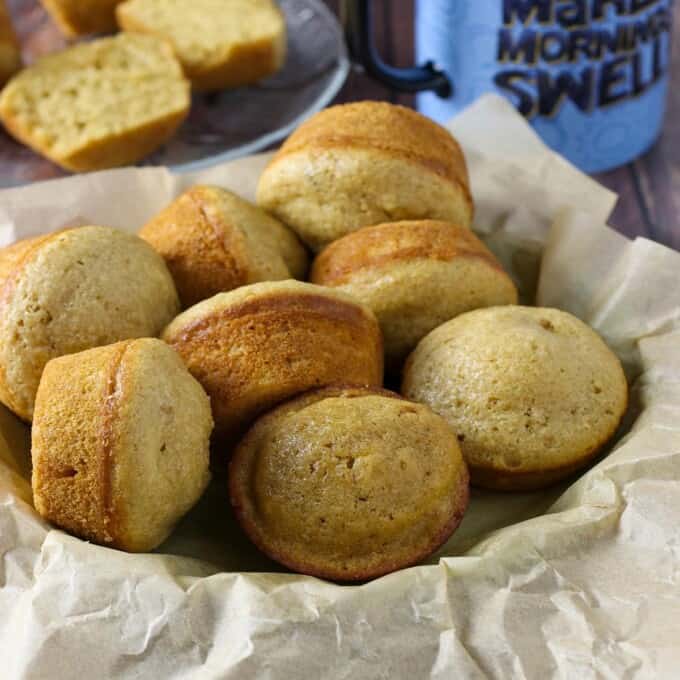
342;0;673;172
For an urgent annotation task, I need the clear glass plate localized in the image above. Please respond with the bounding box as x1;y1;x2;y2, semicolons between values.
0;0;349;186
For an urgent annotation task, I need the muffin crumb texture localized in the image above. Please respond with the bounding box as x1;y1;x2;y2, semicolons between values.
0;33;190;172
117;0;286;91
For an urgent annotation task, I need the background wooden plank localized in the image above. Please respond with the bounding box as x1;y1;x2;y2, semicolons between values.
626;1;680;251
324;1;679;248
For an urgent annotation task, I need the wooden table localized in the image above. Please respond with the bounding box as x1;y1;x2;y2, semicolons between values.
324;1;680;251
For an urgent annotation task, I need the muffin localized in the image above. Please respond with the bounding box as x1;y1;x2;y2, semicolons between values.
0;226;179;422
32;338;213;552
402;307;628;491
229;385;469;581
311;220;518;368
0;1;21;86
117;0;286;91
40;0;123;36
162;280;383;440
140;185;307;308
0;34;189;172
256;102;473;251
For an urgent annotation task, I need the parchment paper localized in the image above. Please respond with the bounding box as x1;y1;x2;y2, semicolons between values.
1;95;679;679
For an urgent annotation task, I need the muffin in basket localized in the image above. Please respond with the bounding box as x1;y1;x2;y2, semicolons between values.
0;225;179;422
229;385;469;581
140;185;307;308
311;220;518;368
402;306;628;491
162;280;383;441
32;338;213;552
257;102;473;251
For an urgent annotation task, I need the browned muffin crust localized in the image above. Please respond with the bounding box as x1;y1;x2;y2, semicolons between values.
32;340;132;546
163;282;384;441
311;220;518;369
229;385;470;581
257;102;474;251
270;103;471;205
311;220;505;286
140;185;307;308
32;338;213;551
141;187;250;306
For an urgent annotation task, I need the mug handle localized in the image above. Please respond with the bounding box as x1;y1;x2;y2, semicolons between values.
341;0;452;97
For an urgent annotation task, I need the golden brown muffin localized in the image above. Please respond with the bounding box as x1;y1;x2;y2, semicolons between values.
40;0;123;37
117;0;286;91
311;220;518;369
0;34;189;172
256;102;473;251
32;338;213;552
229;385;469;581
140;185;307;308
0;1;21;87
0;226;179;422
162;280;383;441
402;307;628;491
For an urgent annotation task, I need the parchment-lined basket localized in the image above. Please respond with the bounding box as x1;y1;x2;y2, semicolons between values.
1;96;678;679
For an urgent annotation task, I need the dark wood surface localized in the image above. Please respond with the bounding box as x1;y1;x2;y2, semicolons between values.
324;1;680;251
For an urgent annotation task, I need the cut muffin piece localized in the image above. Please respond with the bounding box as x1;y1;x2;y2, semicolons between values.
403;306;628;491
117;0;287;91
257;102;473;251
0;226;179;422
40;0;123;37
229;385;469;581
311;220;518;369
32;338;213;552
140;185;307;308
162;280;383;442
0;1;21;86
0;33;190;172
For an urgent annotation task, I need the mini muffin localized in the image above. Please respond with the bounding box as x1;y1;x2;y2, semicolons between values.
0;1;21;86
256;102;473;251
32;339;212;552
40;0;122;36
117;0;286;91
140;185;307;308
311;220;518;368
162;280;383;440
403;307;628;491
0;33;189;172
229;385;469;581
0;226;179;422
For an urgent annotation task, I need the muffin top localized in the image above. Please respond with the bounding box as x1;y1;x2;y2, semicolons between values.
0;225;179;421
162;279;379;342
403;306;628;482
140;185;307;307
311;220;493;284
311;220;518;368
269;102;470;194
229;385;469;581
163;280;384;439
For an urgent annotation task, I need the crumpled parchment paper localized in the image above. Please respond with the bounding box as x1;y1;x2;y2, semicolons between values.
1;95;679;679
